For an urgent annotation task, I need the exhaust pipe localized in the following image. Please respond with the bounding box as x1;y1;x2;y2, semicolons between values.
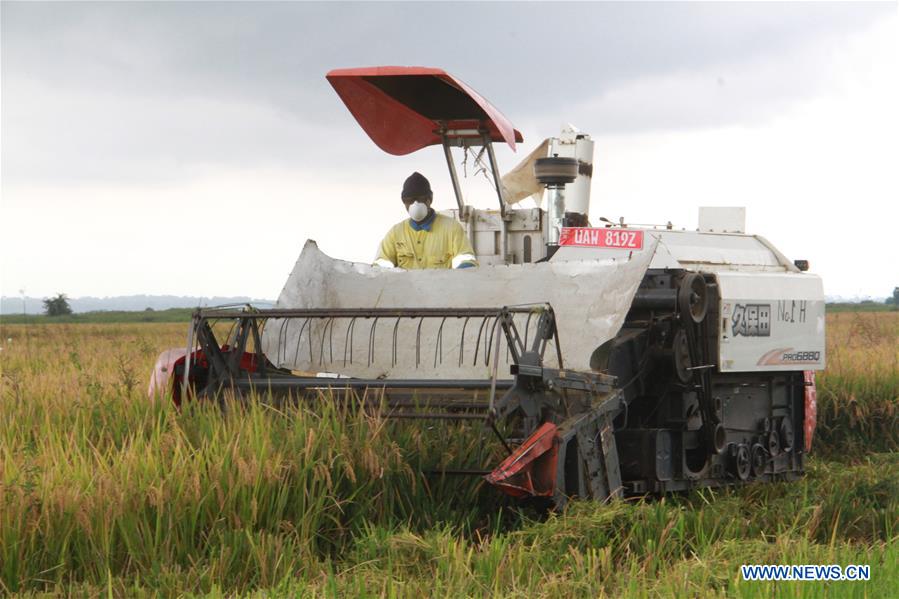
535;156;579;246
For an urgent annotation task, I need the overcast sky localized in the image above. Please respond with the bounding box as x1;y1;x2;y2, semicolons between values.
2;1;897;300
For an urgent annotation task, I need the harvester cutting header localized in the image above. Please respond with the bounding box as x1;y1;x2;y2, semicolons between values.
150;67;825;507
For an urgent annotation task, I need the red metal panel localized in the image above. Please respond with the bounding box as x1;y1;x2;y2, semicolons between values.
147;346;259;406
326;66;522;155
485;422;559;498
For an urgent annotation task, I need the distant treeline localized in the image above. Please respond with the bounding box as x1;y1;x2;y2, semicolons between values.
1;302;895;325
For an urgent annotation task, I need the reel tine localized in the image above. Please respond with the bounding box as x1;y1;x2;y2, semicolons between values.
459;316;471;367
343;317;355;367
317;317;327;365
329;317;335;364
416;317;424;369
318;317;334;366
473;316;489;366
373;317;379;365
307;317;314;364
392;317;401;367
278;317;290;365
366;317;372;367
272;318;280;365
434;316;447;368
367;317;380;367
350;317;357;365
485;316;498;366
294;317;311;365
273;318;281;364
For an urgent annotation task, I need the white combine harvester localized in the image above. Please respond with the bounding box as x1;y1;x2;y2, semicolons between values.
151;67;824;506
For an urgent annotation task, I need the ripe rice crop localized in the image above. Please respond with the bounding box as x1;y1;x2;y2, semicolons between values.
0;314;896;597
816;312;899;455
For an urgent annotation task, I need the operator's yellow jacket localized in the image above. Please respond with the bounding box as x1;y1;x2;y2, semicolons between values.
376;212;478;269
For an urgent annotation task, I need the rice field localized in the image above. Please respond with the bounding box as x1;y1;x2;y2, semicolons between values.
0;311;896;597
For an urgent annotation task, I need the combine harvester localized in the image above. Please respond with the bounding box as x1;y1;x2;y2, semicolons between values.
150;67;825;507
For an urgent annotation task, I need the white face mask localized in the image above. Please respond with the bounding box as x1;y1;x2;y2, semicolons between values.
407;201;429;222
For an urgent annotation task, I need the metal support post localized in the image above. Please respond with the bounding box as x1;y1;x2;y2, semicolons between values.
484;133;509;261
442;138;465;213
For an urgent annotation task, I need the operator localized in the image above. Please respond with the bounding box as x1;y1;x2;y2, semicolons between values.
374;172;478;270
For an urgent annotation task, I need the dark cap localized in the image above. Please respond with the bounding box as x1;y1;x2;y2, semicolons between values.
401;172;432;200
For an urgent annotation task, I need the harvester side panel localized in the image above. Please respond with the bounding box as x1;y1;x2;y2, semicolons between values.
717;272;825;372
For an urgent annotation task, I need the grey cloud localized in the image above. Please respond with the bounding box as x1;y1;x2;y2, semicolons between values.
1;2;892;186
5;3;888;105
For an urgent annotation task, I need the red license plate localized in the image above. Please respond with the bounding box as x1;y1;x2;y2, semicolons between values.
559;227;644;249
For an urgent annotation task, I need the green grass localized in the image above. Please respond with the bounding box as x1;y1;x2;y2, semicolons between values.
825;302;896;313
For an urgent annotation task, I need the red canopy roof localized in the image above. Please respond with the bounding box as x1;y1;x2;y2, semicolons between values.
326;66;522;156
